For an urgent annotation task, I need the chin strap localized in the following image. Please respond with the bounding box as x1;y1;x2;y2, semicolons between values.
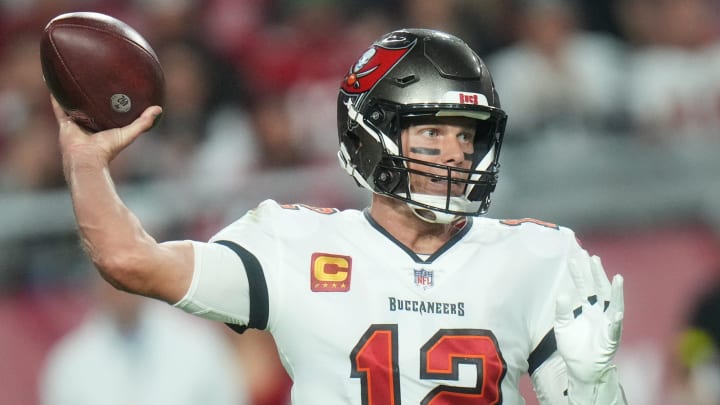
407;194;480;224
408;205;459;224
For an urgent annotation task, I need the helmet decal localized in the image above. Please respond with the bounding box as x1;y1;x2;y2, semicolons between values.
341;41;414;95
440;91;489;106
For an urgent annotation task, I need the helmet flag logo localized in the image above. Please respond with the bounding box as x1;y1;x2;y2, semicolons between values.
341;43;414;95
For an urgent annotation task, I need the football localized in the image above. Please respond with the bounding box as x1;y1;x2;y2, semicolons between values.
40;12;165;132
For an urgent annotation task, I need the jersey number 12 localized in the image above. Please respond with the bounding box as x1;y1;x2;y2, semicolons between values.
350;324;507;404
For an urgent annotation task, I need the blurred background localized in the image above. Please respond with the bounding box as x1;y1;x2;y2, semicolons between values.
1;0;719;404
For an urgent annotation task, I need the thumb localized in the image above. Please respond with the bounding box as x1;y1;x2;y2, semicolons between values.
104;106;162;157
607;274;625;341
115;105;162;143
555;293;574;326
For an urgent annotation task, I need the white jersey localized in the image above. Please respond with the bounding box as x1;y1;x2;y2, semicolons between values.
176;199;583;404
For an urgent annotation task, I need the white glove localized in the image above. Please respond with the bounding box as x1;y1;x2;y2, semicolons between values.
554;254;626;404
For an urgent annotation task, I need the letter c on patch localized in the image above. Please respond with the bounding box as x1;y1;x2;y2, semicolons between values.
310;253;352;292
314;256;349;281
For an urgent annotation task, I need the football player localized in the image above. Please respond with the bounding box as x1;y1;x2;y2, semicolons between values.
52;28;626;404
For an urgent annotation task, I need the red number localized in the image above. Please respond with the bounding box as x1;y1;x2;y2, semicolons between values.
420;329;505;404
350;325;401;405
351;326;506;405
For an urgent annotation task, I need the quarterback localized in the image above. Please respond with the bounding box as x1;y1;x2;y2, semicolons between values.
53;28;626;404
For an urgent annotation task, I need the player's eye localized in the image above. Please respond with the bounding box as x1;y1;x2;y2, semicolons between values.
458;132;475;144
419;128;438;138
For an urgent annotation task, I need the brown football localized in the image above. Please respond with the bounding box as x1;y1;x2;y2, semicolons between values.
40;12;164;132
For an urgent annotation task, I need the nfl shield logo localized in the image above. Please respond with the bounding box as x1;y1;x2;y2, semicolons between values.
414;269;434;289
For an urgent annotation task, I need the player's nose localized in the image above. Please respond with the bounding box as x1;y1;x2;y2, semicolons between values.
440;136;466;166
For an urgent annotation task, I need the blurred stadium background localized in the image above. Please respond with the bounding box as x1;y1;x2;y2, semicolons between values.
1;0;719;404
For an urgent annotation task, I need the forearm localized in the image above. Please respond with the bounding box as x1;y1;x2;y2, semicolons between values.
64;151;157;291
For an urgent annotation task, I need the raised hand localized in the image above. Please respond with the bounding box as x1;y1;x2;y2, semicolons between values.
554;253;624;384
51;95;162;166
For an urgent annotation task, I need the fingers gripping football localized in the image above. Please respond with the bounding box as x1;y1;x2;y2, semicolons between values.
52;95;162;164
554;254;624;383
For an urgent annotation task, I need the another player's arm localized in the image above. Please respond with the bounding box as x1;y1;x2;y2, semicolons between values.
53;96;192;303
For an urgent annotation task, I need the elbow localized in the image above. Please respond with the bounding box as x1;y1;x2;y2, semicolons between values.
92;249;150;293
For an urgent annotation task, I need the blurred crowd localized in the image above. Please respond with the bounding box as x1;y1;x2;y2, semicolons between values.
1;0;720;404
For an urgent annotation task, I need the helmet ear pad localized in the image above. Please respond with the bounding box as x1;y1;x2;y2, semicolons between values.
374;157;405;194
346;109;407;195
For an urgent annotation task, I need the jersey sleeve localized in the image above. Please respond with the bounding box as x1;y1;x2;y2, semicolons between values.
173;241;252;325
174;200;283;330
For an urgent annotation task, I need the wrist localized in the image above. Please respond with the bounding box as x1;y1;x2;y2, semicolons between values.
567;365;625;405
62;147;111;182
62;148;109;186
